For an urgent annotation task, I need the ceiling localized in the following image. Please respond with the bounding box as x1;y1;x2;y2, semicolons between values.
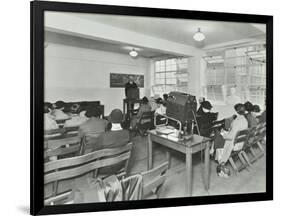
75;13;265;47
45;31;177;58
45;13;266;58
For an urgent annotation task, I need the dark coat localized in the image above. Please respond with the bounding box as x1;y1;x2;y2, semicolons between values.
94;129;130;175
125;81;138;97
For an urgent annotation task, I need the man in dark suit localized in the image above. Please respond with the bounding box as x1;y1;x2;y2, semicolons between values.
94;109;130;176
125;76;138;98
78;108;108;152
95;109;129;151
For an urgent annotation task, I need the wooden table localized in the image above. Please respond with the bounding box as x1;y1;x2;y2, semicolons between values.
147;129;211;196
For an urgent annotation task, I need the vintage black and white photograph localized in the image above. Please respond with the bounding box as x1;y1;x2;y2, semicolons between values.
43;10;267;206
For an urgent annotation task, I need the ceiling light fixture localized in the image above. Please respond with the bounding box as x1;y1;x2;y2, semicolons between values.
129;49;138;58
193;28;205;41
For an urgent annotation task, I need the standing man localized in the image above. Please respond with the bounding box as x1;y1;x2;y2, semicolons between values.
125;75;138;98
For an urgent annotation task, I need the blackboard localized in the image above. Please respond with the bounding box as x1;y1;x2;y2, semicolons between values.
110;73;144;88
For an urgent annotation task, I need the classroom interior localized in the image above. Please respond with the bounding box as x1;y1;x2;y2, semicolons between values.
43;11;267;204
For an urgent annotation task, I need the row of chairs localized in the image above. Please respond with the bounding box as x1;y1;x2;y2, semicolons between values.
228;122;266;174
44;127;169;205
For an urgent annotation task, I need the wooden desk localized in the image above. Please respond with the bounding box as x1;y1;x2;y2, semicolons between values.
123;98;142;119
147;130;211;196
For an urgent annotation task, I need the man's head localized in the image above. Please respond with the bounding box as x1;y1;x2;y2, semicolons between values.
70;103;80;113
201;101;213;113
129;76;134;84
109;109;123;124
234;103;246;115
85;108;100;118
199;97;206;104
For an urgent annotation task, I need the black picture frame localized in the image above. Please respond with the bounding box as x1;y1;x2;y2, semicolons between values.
31;1;273;215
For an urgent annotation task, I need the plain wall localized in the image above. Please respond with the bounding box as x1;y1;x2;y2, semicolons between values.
44;43;150;115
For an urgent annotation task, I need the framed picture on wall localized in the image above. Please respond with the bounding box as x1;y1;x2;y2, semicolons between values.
31;0;273;215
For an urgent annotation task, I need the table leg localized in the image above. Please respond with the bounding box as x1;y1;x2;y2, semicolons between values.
123;100;125;117
204;141;210;190
147;134;153;170
186;148;192;196
166;151;171;169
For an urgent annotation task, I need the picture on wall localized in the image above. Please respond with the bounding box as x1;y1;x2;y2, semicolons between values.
31;1;273;215
110;73;144;88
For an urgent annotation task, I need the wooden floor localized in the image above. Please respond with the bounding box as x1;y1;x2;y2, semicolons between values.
45;134;266;199
128;135;266;198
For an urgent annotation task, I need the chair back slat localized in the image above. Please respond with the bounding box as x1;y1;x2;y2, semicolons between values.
143;175;166;196
45;142;132;172
44;191;72;205
44;136;81;160
141;162;168;197
233;129;249;145
45;128;65;135
45;136;80;150
45;151;131;184
45;145;80;158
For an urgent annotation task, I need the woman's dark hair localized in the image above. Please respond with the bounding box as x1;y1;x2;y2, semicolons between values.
253;105;261;113
142;96;149;104
44;102;52;113
244;101;254;112
163;94;168;100
234;103;246;115
155;97;163;104
55;100;66;109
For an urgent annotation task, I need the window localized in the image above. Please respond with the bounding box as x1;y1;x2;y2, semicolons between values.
153;57;189;96
204;44;266;107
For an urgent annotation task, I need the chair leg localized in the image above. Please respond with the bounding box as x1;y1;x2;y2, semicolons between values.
238;151;250;171
241;151;252;167
249;147;258;163
257;141;265;155
228;157;238;175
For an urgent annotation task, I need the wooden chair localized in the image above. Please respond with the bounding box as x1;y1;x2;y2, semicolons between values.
44;136;82;162
44;142;133;205
228;129;249;175
44;191;74;206
44;128;65;140
141;162;169;199
44;126;79;141
135;111;155;136
241;122;266;165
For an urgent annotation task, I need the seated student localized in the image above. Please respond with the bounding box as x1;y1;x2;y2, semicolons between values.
252;104;264;122
78;108;108;145
155;98;166;115
215;103;248;178
51;101;70;121
149;95;160;111
195;100;218;137
70;103;80;115
94;109;129;151
93;109;130;175
130;96;152;129
244;101;258;128
162;93;169;106
64;109;89;128
44;102;59;130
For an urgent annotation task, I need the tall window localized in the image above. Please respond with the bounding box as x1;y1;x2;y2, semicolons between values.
152;57;189;96
204;44;266;107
